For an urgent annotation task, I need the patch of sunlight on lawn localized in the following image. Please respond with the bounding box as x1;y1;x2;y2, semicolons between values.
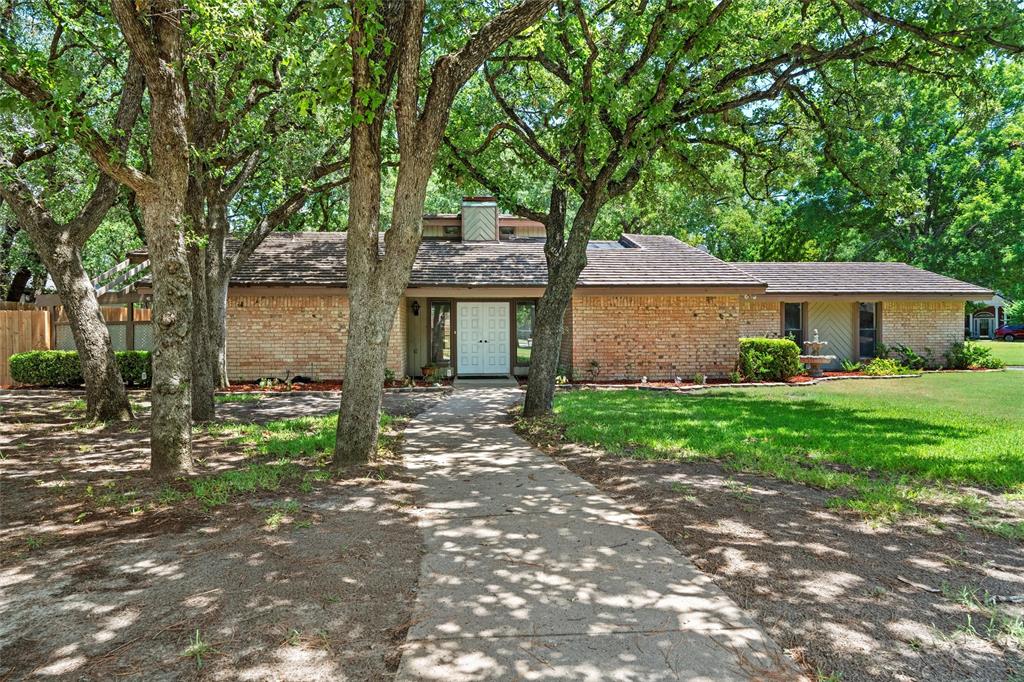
553;372;1024;490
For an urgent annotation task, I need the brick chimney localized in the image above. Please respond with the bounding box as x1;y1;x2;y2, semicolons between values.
460;196;499;241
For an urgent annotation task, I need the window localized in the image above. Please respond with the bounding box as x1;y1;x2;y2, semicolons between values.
515;301;535;366
429;301;451;364
783;303;804;348
859;302;877;358
442;225;460;238
500;225;515;239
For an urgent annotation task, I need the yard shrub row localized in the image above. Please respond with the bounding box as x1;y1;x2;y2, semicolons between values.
738;337;802;381
944;341;1005;370
8;350;152;387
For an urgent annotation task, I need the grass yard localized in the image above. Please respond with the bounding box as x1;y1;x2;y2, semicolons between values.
977;338;1024;365
549;372;1024;521
522;372;1024;679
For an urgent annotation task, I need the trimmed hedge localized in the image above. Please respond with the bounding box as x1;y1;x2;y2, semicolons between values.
8;350;151;387
738;337;802;381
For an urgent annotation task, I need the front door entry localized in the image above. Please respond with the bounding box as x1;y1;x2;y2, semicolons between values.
978;317;993;338
456;302;510;375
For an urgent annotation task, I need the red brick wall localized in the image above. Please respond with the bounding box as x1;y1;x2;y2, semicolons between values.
225;292;406;382
569;294;740;379
739;298;780;338
882;299;964;363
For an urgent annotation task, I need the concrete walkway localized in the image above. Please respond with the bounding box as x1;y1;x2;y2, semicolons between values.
397;388;802;681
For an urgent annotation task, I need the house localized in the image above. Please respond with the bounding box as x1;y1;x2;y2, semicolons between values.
46;197;992;381
966;294;1011;339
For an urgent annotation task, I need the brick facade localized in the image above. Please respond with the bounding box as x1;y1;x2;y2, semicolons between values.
881;299;964;361
738;298;780;338
222;290;966;381
225;292;405;382
568;294;740;380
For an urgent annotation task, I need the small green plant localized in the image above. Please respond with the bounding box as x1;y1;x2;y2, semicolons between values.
25;535;44;550
384;368;396;382
587;359;601;381
945;341;1005;369
888;344;930;370
692;372;707;385
264;499;301;530
257;377;279;390
215;393;261;404
862;357;910;376
728;370;742;383
183;629;216;669
840;360;863;372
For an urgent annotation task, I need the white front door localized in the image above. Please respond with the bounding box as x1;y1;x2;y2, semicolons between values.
456;302;510;375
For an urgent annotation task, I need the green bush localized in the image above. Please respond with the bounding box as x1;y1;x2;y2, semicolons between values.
944;341;1005;370
9;350;83;386
862;357;910;376
887;344;935;370
8;350;151;387
738;338;802;381
116;351;152;386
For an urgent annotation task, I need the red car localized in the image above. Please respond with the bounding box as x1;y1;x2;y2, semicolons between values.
995;324;1024;341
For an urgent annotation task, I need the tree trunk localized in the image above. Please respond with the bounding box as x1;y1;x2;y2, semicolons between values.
45;242;133;421
188;243;216;421
144;196;194;477
333;283;396;466
522;281;574;417
523;200;599;417
211;272;230;388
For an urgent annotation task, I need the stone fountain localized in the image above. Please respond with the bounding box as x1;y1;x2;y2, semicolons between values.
800;330;836;378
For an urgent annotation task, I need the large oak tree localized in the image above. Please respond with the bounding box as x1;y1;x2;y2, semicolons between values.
331;0;552;465
443;0;1024;416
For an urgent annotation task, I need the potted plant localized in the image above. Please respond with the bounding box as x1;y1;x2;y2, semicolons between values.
421;362;437;379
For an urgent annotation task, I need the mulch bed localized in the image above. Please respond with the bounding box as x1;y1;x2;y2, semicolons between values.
220;378;453;393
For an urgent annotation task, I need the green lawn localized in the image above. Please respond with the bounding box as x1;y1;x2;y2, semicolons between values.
976;339;1024;365
548;372;1024;522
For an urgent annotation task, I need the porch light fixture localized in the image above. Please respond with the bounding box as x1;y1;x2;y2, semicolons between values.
411;300;420;316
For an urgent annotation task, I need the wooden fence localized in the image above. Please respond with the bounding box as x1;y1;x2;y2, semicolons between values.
0;308;51;386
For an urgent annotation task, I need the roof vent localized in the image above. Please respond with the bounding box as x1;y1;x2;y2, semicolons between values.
461;196;498;241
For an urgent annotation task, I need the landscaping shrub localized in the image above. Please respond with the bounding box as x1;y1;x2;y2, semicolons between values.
9;351;82;386
887;344;935;370
8;350;151;387
116;351;152;386
945;341;1005;370
738;338;802;381
862;357;911;376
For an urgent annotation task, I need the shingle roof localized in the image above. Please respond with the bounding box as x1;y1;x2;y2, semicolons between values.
225;232;764;289
732;262;992;296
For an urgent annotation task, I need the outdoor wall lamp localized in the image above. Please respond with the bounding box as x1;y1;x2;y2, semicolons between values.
411;300;421;316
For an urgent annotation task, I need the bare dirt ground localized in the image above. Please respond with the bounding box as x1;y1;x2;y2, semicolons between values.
0;389;447;681
516;435;1024;682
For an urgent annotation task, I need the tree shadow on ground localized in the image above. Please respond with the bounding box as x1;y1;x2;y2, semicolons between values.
542;443;1024;682
0;390;447;680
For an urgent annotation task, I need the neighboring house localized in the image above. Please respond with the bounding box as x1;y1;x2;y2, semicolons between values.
47;197;992;381
966;294;1011;339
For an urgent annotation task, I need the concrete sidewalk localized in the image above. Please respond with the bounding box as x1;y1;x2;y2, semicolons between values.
396;388;803;681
